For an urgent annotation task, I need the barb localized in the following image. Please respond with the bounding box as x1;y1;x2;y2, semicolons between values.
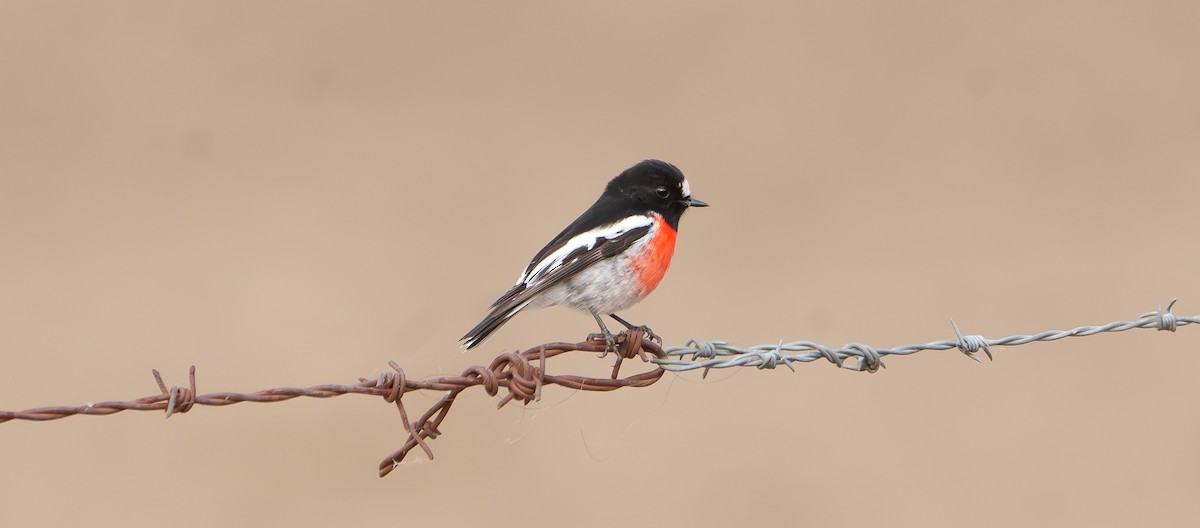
654;298;1198;373
0;300;1195;476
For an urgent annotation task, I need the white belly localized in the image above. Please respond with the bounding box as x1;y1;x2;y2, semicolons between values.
528;242;650;314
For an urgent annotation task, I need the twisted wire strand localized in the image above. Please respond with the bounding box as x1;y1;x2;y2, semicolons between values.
653;299;1196;375
0;329;662;477
0;301;1195;475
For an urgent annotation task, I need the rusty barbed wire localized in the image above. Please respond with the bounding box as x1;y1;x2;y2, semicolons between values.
653;299;1196;376
0;328;663;477
0;300;1196;476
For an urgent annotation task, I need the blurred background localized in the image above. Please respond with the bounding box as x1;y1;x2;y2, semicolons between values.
1;1;1198;526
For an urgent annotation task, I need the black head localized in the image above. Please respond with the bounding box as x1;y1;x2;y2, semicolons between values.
603;159;709;229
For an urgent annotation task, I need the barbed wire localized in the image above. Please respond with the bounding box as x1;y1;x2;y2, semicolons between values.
0;300;1195;476
653;299;1195;376
0;328;663;477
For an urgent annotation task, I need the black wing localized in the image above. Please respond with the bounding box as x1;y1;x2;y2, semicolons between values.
461;223;652;349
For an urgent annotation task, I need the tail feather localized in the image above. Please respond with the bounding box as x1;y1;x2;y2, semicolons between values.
461;300;531;349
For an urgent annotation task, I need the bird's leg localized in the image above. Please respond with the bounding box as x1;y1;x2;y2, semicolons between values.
608;313;661;344
589;308;618;355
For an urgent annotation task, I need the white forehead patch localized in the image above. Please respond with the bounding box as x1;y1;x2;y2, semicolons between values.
681;178;691;198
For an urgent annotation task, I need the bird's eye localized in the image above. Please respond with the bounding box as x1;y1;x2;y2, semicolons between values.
655;186;670;199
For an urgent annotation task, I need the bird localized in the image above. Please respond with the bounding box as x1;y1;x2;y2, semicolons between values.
461;159;708;350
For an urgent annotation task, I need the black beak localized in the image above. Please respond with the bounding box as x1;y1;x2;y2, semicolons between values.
686;197;709;207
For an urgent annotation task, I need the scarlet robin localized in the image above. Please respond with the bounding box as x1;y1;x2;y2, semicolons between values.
461;159;708;350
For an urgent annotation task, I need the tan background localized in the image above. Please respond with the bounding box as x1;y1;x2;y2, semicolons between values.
2;2;1199;526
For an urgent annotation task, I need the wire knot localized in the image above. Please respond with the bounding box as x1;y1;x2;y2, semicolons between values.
152;366;197;419
843;343;883;373
379;361;437;460
685;339;720;361
1142;298;1179;332
493;351;544;408
379;362;410;403
462;365;499;396
620;328;647;360
755;341;796;372
950;320;993;362
605;329;654;379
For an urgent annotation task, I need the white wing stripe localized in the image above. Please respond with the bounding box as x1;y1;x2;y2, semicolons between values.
516;215;654;285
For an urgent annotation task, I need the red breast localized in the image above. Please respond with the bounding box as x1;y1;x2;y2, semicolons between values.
631;213;677;295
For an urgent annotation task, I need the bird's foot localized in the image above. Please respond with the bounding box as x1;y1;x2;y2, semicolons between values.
587;329;620;357
629;325;662;345
607;313;661;345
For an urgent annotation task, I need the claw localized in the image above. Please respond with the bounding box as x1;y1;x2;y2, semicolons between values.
602;329;618;356
587;331;620;357
637;326;662;345
607;313;661;345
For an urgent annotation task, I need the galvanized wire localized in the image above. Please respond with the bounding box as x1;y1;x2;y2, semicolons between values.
653;299;1195;376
